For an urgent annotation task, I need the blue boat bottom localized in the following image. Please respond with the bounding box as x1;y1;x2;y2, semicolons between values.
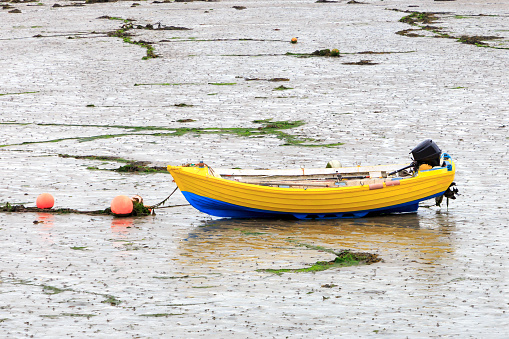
181;191;445;219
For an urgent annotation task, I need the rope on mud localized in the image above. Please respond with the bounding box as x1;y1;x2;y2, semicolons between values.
1;186;187;216
155;204;190;209
149;186;179;209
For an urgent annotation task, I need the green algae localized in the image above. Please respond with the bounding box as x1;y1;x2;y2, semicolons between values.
62;313;96;318
6;277;124;308
116;163;166;174
457;35;501;46
0;91;39;96
258;240;381;275
134;82;200;86
397;10;507;49
241;231;266;236
273;85;293;91
399;12;438;25
106;19;159;60
153;275;191;280
0;201;149;216
40;314;96;319
99;16;132;23
42;285;70;294
131;201;152;216
0;203;112;215
1;202;15;212
59;154;132;163
258;250;381;275
311;49;340;57
102;295;122;306
0;120;343;148
192;286;217;289
285;48;341;58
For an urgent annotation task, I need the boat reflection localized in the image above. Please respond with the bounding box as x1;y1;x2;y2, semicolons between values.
177;212;457;273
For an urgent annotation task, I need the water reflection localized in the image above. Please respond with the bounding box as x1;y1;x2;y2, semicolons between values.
110;217;134;236
36;212;55;245
36;212;54;227
177;213;457;273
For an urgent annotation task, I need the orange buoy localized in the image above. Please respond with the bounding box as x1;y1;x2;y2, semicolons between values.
36;193;54;209
111;195;133;216
291;37;298;44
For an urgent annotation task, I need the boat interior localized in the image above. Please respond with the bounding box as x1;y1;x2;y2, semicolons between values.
213;164;416;189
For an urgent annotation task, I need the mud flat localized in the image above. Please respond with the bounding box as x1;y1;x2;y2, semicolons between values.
1;0;508;337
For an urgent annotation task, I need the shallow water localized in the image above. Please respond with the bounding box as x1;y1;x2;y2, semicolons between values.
1;0;508;337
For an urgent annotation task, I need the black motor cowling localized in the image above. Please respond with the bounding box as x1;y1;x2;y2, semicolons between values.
411;139;442;167
388;139;443;176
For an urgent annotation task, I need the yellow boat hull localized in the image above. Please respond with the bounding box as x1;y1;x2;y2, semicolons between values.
168;158;455;219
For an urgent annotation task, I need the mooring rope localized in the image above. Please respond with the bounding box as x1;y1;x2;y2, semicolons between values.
149;186;179;209
155;204;190;209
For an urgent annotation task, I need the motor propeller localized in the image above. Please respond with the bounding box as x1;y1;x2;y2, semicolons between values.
435;182;460;208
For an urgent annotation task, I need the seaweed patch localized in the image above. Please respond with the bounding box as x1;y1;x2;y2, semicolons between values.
0;120;344;148
258;249;381;275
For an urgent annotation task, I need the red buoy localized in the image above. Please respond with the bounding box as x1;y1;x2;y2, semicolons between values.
111;195;133;216
36;193;54;209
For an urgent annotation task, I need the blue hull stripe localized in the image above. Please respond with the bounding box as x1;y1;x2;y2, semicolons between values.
181;191;445;219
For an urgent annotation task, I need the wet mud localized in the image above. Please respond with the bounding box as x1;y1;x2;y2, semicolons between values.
1;0;509;337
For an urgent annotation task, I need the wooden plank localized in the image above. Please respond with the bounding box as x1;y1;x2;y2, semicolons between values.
214;163;407;177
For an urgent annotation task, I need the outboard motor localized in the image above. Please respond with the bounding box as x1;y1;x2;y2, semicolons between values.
411;139;442;167
388;139;459;207
388;139;442;176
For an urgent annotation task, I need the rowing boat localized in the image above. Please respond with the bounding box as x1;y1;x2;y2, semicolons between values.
167;140;457;219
